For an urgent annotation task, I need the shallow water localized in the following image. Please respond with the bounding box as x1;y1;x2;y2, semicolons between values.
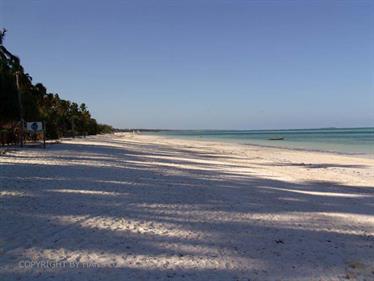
147;128;374;155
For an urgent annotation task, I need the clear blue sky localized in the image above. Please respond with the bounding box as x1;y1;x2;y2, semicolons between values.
1;0;373;129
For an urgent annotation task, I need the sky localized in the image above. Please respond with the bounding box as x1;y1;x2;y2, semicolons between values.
1;0;373;129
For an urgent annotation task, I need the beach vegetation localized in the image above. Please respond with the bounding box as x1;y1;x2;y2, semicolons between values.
0;29;113;143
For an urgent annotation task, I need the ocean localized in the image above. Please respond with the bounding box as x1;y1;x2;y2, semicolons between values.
147;127;374;155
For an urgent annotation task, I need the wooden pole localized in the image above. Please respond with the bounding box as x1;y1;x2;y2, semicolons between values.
43;121;46;149
71;118;75;138
15;72;24;147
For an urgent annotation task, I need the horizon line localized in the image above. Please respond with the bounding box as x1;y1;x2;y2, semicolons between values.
115;126;374;131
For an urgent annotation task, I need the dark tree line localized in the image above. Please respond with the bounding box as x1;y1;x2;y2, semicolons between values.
0;29;113;142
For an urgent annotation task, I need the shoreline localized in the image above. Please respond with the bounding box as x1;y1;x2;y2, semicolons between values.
120;133;374;187
142;132;374;159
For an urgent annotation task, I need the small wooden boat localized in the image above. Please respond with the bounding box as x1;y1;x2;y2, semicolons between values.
268;137;284;141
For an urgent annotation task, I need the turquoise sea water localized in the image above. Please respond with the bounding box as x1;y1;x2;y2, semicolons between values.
148;128;374;155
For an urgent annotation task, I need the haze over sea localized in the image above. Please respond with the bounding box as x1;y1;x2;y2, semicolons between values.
149;127;374;155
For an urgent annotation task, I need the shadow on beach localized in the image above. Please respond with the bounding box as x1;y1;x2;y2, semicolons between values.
1;137;373;280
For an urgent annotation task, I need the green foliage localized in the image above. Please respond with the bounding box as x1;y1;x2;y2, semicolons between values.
0;30;113;139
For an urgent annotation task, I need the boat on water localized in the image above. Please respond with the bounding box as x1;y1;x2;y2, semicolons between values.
268;137;284;141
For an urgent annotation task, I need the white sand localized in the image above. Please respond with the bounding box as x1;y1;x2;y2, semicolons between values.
0;133;373;280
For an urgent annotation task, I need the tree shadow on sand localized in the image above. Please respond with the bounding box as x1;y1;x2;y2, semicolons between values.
0;139;373;280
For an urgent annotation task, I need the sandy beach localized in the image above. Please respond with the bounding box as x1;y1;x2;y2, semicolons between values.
1;133;373;281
